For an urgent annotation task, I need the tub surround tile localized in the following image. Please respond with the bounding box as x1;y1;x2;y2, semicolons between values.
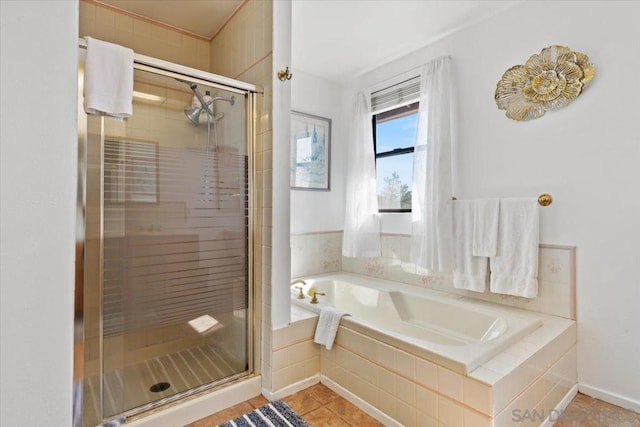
378;389;397;419
438;395;464;427
396;376;417;406
330;233;576;321
396;400;418;427
290;305;317;323
396;350;416;379
417;411;439;427
376;342;397;371
463;408;492;427
438;367;464;401
319;311;575;426
289;241;577;425
416;358;439;390
291;232;343;278
463;377;492;415
417;385;439;416
538;245;573;284
269;308;321;392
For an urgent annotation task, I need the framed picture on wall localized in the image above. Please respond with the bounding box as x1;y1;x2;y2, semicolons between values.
290;111;331;191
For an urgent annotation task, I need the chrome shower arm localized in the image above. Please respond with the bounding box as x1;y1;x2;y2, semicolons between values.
189;84;214;117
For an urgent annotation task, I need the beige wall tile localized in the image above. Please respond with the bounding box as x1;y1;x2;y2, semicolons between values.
378;389;397;418
463;408;492;427
378;367;397;397
80;1;209;70
396;349;416;379
396;400;418;427
376;342;397;371
79;1;95;37
438;367;463;402
417;385;439;417
463;377;492;415
438;396;464;427
343;238;576;319
417;410;438;427
396;375;417;406
416;358;439;390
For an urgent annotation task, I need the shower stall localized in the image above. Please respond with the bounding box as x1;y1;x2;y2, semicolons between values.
75;45;259;427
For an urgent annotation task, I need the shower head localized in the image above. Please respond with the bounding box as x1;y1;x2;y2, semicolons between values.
183;96;235;126
176;78;235;126
184;105;203;125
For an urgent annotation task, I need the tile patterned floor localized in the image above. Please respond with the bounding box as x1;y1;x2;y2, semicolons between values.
186;383;382;427
187;386;639;427
555;392;640;426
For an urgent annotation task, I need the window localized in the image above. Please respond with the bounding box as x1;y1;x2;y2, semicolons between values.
373;101;419;212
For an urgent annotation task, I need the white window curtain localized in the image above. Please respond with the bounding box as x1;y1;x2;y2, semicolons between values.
410;56;454;271
342;90;381;258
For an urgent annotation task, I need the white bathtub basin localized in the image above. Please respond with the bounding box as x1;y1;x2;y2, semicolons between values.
291;272;542;374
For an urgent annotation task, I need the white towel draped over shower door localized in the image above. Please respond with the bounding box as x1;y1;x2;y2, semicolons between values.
410;57;454;272
342;90;381;258
83;36;134;119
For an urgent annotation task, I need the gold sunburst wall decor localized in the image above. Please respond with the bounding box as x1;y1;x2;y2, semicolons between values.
495;45;595;121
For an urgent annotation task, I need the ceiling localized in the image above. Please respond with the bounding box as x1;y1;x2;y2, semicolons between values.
97;0;517;81
97;0;243;39
292;1;519;82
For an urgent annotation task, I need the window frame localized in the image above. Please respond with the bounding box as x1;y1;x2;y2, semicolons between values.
372;101;419;213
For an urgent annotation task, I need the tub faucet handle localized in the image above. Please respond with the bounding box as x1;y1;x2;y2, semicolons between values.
310;290;326;304
291;279;306;299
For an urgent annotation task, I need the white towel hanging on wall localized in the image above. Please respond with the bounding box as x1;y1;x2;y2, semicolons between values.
490;198;540;298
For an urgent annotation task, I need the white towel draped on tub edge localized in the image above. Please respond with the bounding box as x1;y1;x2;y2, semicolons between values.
314;305;350;350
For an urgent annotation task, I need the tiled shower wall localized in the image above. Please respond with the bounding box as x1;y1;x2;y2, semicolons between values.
208;0;275;393
79;0;210;70
291;232;576;320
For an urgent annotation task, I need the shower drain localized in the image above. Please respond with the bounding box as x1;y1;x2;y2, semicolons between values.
149;382;171;393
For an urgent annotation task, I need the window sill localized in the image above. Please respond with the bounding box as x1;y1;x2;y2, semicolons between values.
380;212;411;235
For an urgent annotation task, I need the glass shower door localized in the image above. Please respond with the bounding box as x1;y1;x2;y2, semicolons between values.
82;66;252;425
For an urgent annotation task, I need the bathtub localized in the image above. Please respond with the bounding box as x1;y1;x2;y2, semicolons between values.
291;273;542;374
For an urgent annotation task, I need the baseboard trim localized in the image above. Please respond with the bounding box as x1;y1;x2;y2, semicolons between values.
262;374;320;401
321;375;402;427
539;384;578;427
578;383;640;413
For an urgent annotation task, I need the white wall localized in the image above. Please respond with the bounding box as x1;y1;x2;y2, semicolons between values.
0;1;78;425
347;0;640;408
271;0;292;328
290;70;345;233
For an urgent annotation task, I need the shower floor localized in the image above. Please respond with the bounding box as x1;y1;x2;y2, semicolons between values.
83;341;246;423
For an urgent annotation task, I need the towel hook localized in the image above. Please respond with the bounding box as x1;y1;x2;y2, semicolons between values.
277;66;293;81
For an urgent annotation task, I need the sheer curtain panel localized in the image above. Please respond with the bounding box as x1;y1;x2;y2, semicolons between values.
410;57;454;271
342;90;382;258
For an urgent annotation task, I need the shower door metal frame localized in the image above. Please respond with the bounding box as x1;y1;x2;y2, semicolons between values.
74;41;261;427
